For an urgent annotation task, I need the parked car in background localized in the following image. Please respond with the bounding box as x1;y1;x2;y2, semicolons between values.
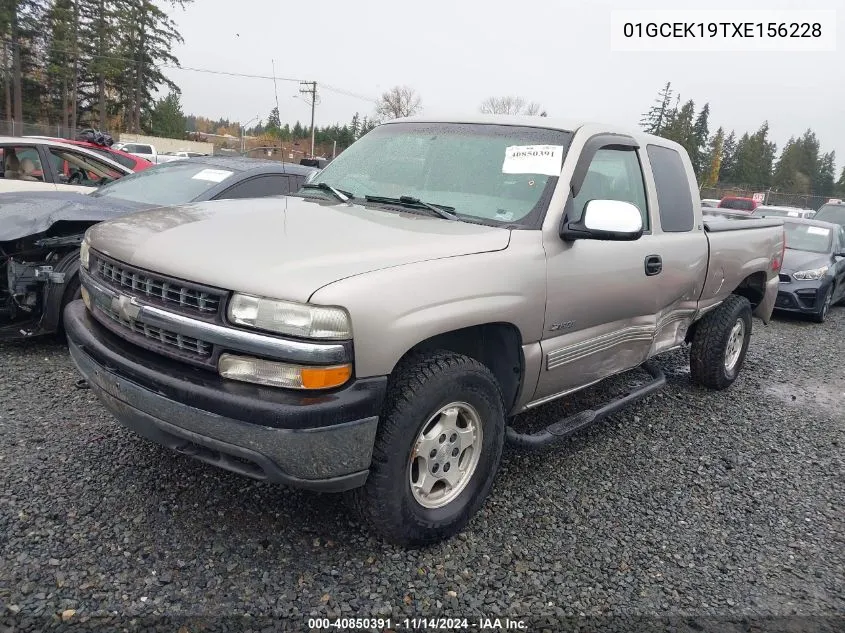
753;205;816;219
0;136;132;194
701;198;720;208
166;151;210;159
0;157;318;339
814;201;845;230
718;196;759;212
64;116;784;545
774;218;845;322
115;142;174;165
26;136;152;172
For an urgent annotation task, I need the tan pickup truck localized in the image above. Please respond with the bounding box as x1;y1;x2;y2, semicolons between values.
65;116;785;545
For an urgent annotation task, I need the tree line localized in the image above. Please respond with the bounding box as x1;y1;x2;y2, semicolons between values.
641;82;845;197
0;0;190;136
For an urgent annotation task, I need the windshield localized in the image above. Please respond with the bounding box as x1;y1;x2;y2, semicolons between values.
303;122;573;227
783;222;832;254
814;204;845;225
90;161;238;205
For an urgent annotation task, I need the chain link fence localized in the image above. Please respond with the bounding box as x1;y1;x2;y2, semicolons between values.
699;186;834;210
0;119;83;139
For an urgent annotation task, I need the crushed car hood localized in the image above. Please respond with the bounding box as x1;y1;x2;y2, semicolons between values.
781;249;830;275
87;196;512;302
0;191;148;241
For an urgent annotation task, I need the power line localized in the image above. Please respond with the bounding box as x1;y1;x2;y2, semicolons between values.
0;38;377;101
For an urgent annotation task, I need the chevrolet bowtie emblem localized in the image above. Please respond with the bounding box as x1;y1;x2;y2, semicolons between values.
111;294;140;321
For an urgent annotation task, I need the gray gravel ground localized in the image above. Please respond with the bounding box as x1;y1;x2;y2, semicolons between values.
1;307;843;632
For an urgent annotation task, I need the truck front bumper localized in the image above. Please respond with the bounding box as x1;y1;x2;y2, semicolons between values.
64;300;387;492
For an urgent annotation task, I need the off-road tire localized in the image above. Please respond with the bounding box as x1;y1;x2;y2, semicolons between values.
690;294;752;390
351;351;505;546
811;285;833;323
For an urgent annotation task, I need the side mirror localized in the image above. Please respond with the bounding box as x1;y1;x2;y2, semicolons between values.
561;199;644;241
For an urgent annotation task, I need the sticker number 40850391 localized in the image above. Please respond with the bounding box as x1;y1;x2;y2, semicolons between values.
501;145;564;176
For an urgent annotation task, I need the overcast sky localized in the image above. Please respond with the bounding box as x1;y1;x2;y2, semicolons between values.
166;0;843;166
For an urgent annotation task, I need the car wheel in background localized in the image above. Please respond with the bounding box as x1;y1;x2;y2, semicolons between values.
811;286;833;323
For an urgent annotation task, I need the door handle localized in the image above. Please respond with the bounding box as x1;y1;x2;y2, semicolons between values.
645;255;662;276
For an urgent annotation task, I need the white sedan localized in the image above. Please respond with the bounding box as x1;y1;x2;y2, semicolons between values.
0;136;132;194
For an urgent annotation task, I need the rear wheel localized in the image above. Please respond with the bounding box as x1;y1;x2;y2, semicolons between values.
352;351;505;546
690;295;752;390
811;286;833;323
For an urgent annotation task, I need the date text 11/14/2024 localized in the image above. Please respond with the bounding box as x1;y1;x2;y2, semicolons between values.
307;617;527;630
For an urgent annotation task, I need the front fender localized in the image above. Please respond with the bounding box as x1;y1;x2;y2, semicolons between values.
308;233;547;378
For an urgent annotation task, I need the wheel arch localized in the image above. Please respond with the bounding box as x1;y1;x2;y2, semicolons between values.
390;322;525;413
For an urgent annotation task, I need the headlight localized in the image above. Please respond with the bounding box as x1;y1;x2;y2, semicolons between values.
79;239;90;270
793;266;828;281
218;354;352;389
227;293;351;339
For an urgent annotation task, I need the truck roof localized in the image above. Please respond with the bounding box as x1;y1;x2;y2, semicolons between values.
384;115;678;148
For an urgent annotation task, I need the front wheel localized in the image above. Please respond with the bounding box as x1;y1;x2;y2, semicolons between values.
811;285;833;323
690;295;752;390
352;351;505;546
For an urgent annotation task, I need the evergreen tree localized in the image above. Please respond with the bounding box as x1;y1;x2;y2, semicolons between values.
814;151;836;197
691;103;709;178
660;100;697;163
705;127;724;187
720;131;738;183
149;90;184;138
640;82;673;135
835;167;845;197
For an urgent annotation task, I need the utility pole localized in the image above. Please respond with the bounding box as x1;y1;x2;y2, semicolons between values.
299;80;317;157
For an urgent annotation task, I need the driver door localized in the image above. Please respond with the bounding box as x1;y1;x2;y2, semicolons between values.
534;145;659;400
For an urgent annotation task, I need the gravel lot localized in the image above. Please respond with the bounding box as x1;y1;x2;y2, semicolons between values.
1;307;843;631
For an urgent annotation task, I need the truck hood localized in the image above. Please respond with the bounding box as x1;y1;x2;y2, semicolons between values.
87;196;512;302
780;249;830;275
0;191;148;242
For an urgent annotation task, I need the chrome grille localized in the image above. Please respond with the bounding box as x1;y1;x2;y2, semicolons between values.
94;256;222;317
98;303;213;357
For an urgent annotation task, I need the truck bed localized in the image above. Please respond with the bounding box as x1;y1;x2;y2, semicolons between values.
699;217;785;321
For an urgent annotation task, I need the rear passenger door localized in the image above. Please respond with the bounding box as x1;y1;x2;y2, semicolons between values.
643;144;709;355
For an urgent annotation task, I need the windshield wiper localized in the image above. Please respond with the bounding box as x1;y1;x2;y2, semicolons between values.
364;195;459;220
301;182;352;202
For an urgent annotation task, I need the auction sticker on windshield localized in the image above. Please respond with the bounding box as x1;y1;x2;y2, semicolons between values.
191;169;233;182
502;145;564;176
807;226;830;236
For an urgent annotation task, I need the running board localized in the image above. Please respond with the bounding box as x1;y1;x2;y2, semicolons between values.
505;361;665;450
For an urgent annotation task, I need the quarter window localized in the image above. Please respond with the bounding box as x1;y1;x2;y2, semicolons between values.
646;144;695;232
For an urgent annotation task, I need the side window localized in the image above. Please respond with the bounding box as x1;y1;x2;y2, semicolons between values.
0;145;46;182
838;227;845;252
646;144;695;232
216;175;292;200
47;148;123;187
570;147;649;229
